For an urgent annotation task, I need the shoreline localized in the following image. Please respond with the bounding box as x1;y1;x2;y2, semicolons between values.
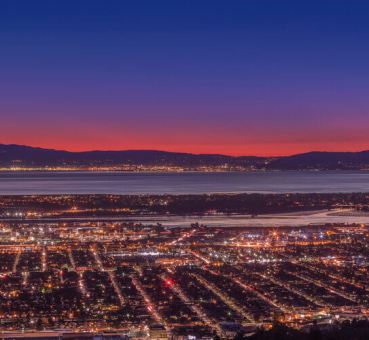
2;209;369;227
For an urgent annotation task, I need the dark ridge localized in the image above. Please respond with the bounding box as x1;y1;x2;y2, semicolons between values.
1;144;369;169
267;151;369;170
0;144;268;168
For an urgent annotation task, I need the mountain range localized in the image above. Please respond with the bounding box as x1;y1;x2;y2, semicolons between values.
1;144;369;170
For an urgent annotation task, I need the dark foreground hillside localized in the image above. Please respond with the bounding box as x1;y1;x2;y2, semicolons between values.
238;320;369;340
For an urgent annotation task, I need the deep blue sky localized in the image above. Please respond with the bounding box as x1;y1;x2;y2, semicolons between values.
1;1;369;155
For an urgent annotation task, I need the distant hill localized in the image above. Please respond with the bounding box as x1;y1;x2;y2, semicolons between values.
1;144;369;170
0;144;268;168
267;151;369;170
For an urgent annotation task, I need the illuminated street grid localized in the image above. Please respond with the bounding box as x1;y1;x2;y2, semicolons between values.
0;221;368;338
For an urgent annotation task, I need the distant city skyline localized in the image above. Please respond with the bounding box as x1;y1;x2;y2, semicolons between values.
1;1;369;156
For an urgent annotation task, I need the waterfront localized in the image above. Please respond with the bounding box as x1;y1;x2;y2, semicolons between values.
0;193;368;338
1;171;369;195
3;209;369;228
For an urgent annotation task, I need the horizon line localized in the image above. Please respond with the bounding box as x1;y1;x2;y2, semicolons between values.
1;143;369;158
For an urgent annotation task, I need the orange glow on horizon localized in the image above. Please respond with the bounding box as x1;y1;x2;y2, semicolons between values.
2;121;369;157
2;116;369;157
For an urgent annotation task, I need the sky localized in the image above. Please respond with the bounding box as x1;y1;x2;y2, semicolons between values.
1;1;369;156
